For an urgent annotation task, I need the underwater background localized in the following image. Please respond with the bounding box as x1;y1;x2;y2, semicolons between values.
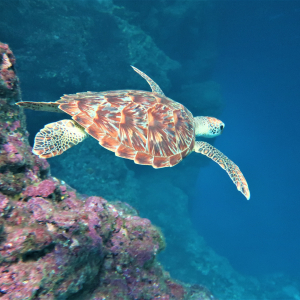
1;0;300;299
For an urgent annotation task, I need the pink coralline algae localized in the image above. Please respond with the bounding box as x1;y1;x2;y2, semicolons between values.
0;43;217;299
0;43;17;91
0;43;50;197
1;182;196;300
24;179;57;198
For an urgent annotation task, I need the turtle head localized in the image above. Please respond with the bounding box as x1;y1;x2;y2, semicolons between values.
194;116;225;138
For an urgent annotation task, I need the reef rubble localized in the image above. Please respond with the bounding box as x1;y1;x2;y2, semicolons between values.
0;42;216;300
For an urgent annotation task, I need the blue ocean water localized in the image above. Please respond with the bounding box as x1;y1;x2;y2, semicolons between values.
192;1;300;277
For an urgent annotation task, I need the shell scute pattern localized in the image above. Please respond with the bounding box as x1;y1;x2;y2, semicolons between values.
100;135;120;152
157;96;182;111
105;93;132;108
147;103;177;157
169;153;182;166
173;109;194;152
115;144;136;160
134;152;153;166
153;156;170;168
57;90;194;168
94;103;121;138
73;112;94;127
86;123;105;141
119;101;148;152
77;99;103;118
130;92;157;109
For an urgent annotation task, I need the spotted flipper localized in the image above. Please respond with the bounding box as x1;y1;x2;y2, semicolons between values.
33;120;88;159
131;66;165;96
16;101;62;113
194;141;250;200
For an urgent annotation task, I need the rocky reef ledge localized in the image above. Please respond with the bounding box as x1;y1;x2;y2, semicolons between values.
0;43;216;300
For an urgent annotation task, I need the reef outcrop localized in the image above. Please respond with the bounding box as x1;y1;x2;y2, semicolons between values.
0;42;216;300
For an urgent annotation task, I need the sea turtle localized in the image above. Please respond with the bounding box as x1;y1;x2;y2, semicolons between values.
17;66;250;200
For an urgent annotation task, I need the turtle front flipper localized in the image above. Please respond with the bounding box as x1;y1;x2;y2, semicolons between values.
33;120;88;158
131;66;165;96
194;141;250;200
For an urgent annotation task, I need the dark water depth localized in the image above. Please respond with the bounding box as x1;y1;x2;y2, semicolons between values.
192;0;300;277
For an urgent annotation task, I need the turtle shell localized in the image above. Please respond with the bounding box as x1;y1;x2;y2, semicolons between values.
57;90;195;168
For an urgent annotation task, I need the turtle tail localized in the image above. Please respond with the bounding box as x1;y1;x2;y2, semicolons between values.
16;101;63;113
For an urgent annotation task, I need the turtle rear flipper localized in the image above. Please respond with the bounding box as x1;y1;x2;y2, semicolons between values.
194;141;250;200
16;101;62;113
33;120;88;158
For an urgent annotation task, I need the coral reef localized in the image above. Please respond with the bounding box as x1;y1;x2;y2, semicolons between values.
0;43;50;196
0;42;217;300
0;43;17;92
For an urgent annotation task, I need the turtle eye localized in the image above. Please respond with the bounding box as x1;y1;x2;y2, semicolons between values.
220;125;224;131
